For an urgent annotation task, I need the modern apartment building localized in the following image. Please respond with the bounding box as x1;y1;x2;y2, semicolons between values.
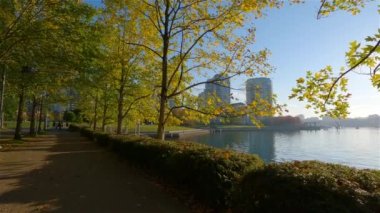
246;77;272;106
202;74;231;105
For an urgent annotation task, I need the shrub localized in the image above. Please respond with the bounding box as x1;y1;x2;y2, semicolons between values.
69;124;380;212
68;124;90;132
69;124;264;208
93;132;111;147
68;124;82;131
235;161;380;213
107;135;264;208
79;127;94;139
63;111;76;122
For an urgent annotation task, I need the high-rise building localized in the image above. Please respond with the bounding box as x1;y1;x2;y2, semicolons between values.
246;77;272;106
203;74;231;105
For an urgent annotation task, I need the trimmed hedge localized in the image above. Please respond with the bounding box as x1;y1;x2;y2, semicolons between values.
68;124;264;208
68;124;380;212
235;161;380;213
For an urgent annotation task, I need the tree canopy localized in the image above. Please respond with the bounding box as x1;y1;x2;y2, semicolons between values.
0;0;378;139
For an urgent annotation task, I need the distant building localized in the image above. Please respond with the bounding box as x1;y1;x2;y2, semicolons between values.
246;77;272;106
203;74;231;105
197;74;231;125
198;91;207;108
229;102;248;125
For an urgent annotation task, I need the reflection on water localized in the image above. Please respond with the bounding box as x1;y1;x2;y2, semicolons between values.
188;128;380;169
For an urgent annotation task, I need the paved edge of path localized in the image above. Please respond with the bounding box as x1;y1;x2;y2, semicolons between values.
0;131;189;213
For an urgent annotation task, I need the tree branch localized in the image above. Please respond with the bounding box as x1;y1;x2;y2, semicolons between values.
317;0;327;19
325;39;380;104
122;94;151;119
168;72;242;98
124;41;162;58
372;62;380;75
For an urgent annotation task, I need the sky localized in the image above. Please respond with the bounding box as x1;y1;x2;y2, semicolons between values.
239;1;380;118
85;0;379;118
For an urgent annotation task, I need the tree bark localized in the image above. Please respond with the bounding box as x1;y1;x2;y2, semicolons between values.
0;66;5;129
37;96;44;133
14;89;25;140
43;102;48;131
93;94;98;131
117;85;124;134
157;2;170;140
101;97;108;132
29;96;37;136
117;64;126;134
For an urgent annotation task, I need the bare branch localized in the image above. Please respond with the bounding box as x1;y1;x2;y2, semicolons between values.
168;72;242;98
167;16;185;93
124;42;162;58
137;9;163;36
168;1;181;36
141;0;155;8
179;0;207;11
154;0;164;32
169;104;248;119
372;62;380;75
317;0;327;19
122;94;151;119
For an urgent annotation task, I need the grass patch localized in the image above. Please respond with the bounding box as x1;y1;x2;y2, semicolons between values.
4;121;31;129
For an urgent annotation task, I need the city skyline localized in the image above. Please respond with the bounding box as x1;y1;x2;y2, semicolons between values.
85;0;379;118
192;1;379;118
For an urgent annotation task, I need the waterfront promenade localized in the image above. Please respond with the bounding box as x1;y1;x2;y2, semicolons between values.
0;131;188;212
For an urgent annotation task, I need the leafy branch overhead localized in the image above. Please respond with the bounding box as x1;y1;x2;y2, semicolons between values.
290;1;379;118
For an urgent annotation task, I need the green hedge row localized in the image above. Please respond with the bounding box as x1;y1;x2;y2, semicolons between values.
69;124;380;212
236;161;380;213
69;124;264;208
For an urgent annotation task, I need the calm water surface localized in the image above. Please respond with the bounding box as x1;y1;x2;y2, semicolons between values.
189;128;380;169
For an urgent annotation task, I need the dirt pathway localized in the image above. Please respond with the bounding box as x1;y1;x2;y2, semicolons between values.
0;131;189;213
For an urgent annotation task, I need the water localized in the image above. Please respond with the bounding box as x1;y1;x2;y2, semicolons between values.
188;128;380;169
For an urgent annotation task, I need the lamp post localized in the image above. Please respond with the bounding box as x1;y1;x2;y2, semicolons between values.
14;66;35;140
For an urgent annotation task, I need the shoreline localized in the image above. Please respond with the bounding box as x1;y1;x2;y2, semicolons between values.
142;129;210;139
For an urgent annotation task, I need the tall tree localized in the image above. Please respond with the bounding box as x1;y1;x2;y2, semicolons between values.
97;0;157;134
0;0;98;138
127;0;282;139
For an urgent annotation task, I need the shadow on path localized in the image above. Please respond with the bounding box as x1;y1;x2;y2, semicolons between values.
0;131;188;213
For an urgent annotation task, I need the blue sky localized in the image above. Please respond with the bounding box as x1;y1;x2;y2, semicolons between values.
85;0;379;118
242;1;379;118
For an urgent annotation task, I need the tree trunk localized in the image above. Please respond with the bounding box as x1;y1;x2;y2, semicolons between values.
14;89;25;140
157;93;166;140
0;66;5;129
117;65;126;134
43;103;48;131
37;96;44;133
29;96;37;136
116;99;123;134
157;6;170;140
101;97;108;132
93;94;98;131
